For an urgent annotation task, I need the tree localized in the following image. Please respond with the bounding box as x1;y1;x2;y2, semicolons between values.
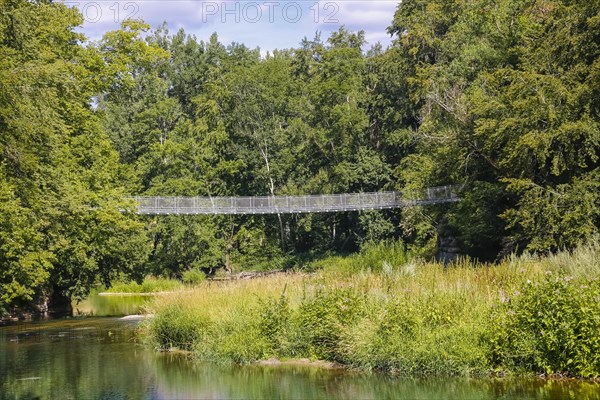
390;0;600;254
0;3;150;311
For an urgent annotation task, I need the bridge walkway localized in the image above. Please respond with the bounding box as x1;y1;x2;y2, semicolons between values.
132;185;460;215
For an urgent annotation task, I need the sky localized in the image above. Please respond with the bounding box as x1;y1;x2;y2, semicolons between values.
60;1;399;52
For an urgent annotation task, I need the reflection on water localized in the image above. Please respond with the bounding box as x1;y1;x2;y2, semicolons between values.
1;318;599;400
73;294;151;317
150;358;600;400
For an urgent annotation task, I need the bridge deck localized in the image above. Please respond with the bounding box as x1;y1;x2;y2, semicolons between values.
132;185;459;215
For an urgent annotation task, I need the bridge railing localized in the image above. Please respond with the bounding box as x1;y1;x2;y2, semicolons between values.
132;185;461;215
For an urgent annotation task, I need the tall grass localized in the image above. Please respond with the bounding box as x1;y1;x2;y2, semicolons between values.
140;242;600;377
105;276;184;293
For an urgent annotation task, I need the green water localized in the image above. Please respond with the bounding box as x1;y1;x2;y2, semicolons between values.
1;298;599;399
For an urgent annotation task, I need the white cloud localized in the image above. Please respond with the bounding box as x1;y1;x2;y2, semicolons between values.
310;1;397;48
61;0;398;50
324;0;398;28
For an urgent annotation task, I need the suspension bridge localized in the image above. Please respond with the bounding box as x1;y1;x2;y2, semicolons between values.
132;185;460;215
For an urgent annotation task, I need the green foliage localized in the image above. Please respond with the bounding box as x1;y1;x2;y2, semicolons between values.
296;287;365;361
106;276;183;293
390;0;600;254
143;243;600;377
146;216;226;276
357;211;396;246
258;294;291;355
148;302;208;351
0;171;53;307
488;272;600;377
502;173;600;252
96;1;599;270
2;0;600;314
448;181;506;258
312;240;410;275
0;0;150;310
181;268;206;285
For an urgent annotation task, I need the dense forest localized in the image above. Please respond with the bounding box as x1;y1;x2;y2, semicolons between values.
0;0;599;312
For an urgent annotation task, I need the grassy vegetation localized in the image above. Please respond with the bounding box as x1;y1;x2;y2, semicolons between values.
104;276;184;294
140;241;600;378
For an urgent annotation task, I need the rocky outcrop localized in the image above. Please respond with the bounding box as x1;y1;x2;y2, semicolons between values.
436;232;463;265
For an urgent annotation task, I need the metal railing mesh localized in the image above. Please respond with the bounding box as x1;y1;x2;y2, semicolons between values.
130;185;460;215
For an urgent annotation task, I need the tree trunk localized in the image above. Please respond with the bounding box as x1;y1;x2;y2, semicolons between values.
258;135;286;251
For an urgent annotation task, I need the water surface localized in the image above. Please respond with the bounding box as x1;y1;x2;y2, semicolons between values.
1;313;599;399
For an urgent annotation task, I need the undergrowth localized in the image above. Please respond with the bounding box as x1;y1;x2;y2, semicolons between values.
105;276;184;293
140;241;600;377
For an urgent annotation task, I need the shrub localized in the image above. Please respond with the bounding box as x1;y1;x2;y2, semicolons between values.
487;272;600;377
107;276;183;293
140;243;600;377
295;287;365;361
182;269;206;285
206;316;271;365
258;294;291;356
148;303;209;351
347;296;490;376
140;276;183;292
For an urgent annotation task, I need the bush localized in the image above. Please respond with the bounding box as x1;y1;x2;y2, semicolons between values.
258;294;291;356
107;276;183;293
295;287;365;361
487;272;600;377
344;296;490;376
205;316;271;365
182;269;206;285
312;240;410;275
148;303;208;351
141;243;600;378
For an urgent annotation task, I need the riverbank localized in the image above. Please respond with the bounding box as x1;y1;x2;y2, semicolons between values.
140;242;600;378
5;318;599;399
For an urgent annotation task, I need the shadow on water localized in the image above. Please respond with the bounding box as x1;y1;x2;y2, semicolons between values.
1;317;599;399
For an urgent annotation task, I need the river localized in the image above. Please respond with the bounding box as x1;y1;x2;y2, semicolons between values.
1;295;599;399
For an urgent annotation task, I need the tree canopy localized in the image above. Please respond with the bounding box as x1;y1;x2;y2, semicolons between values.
0;0;598;312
